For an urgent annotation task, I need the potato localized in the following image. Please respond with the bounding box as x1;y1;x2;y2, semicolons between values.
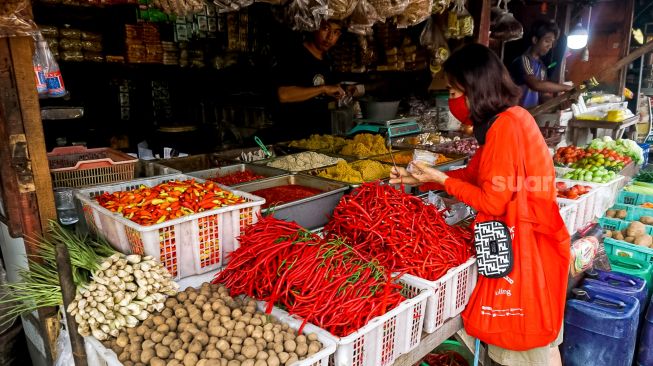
285;354;298;366
627;221;646;237
151;358;166;366
162;308;174;319
308;342;321;355
175;349;187;361
295;343;307;357
195;332;209;346
183;352;199;366
162;335;175;347
283;340;296;353
206;349;222;359
119;352;130;362
177;292;188;302
224;320;236;330
641;216;653;225
252;329;263;339
262;331;274;343
616;210;628;220
267;356;280;366
241;360;255;366
635;234;653;247
231;337;244;346
131;351;141;362
295;335;306;344
254;361;266;366
136;326;147;336
176;308;189;318
203;311;214;321
217;339;230;353
124;362;135;366
606;209;617;218
227;361;241;366
256;351;269;360
614;231;625;241
278;352;289;364
240;343;257;358
153;316;166;326
224;349;235;360
170;339;184;353
273;334;283;344
168;360;182;366
189;341;203;355
273;343;283;354
156;345;171;359
626;236;636;243
605;230;613;238
231;344;242;354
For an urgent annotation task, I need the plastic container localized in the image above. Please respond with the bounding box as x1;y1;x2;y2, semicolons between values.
75;174;265;280
556;179;602;232
608;254;653;293
320;275;432;366
563;285;640;366
429;339;474;366
617;190;653;206
606;203;653;222
48;146;139;188
401;257;477;334
555;167;626;213
84;272;337;366
559;204;579;234
582;269;648;316
637;297;653;366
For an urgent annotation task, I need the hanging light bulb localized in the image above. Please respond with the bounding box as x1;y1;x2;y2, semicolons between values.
567;22;589;50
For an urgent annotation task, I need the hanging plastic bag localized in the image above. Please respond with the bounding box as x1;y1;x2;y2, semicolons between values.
420;16;449;75
284;0;330;31
358;34;375;65
328;0;359;20
431;0;450;15
0;0;37;37
348;0;381;35
397;0;433;28
33;32;66;98
491;0;522;41
369;0;409;20
152;0;205;17
454;0;473;39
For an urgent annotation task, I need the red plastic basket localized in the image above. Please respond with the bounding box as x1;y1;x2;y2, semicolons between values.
47;146;138;188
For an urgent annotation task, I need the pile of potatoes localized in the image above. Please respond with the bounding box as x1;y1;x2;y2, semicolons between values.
104;283;323;366
604;219;653;248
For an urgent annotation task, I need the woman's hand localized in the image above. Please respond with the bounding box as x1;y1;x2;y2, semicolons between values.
389;166;419;185
407;161;449;185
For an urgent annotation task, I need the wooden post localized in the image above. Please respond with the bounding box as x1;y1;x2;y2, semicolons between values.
56;243;87;366
0;36;59;363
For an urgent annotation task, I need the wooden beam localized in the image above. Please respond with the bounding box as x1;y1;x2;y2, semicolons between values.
477;0;491;46
8;36;56;231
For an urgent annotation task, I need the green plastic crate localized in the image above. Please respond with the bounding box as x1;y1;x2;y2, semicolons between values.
606;203;653;222
608;254;653;293
617;190;653;206
428;340;474;366
598;217;653;234
603;238;653;264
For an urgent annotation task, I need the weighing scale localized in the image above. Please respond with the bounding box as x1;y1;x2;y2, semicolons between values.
347;117;422;144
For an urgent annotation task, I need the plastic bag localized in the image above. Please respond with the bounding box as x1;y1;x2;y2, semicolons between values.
369;0;409;20
445;0;472;39
348;0;381;35
328;0;359;20
420;16;449;75
397;0;432;28
152;0;205;17
0;0;38;37
431;0;449;14
491;0;522;41
569;236;599;277
284;0;330;31
54;313;73;366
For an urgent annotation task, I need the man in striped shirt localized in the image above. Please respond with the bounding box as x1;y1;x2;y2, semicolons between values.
510;20;573;108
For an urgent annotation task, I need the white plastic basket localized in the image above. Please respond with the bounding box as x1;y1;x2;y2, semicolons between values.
555;167;627;214
558;204;578;234
84;272;336;366
556;178;603;232
75;174;265;280
290;276;432;366
401;258;477;335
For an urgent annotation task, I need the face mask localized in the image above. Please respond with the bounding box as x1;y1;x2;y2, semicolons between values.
448;94;472;126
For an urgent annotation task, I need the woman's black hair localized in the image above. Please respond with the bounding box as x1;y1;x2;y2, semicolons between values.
443;43;521;125
530;19;560;40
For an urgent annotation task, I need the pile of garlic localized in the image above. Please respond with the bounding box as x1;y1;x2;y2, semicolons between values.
67;253;179;340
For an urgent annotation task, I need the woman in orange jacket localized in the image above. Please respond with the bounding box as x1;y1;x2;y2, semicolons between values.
390;44;569;366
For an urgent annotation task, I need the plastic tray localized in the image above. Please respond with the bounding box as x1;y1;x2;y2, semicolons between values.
48;146;139;188
84;272;337;366
186;163;289;188
401;257;477;334
75;174;265;280
312;275;432;366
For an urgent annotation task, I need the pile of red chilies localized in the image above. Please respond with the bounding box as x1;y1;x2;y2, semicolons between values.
325;182;474;281
213;216;405;337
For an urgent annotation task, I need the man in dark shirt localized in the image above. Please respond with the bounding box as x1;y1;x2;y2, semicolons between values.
274;20;349;140
510;20;572;108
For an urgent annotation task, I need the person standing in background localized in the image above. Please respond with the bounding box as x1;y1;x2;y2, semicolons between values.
510;19;573;108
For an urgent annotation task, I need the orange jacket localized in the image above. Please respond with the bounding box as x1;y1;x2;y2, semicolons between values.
422;106;556;221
